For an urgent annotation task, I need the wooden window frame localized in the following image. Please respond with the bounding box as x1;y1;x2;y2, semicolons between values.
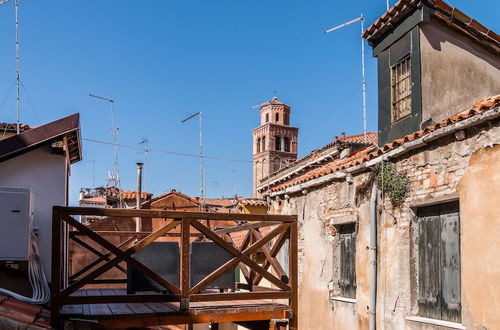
390;55;412;123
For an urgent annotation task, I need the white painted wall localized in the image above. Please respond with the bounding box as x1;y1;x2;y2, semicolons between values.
0;144;67;279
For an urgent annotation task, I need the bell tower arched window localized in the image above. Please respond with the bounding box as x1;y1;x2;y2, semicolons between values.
256;138;261;153
275;136;281;151
262;137;266;151
284;137;290;152
276;113;280;123
265;113;269;123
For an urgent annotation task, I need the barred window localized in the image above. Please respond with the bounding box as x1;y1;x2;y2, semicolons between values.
391;56;412;122
339;223;356;299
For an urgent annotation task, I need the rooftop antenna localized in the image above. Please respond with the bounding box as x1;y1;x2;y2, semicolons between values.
325;14;368;143
0;0;21;133
181;112;204;211
89;93;123;207
387;1;390;11
138;138;149;191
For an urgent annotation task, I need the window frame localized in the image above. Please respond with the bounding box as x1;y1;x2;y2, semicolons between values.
390;55;412;123
275;136;281;151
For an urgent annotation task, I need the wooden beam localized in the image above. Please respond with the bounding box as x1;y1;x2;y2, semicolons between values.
254;229;289;285
190;290;291;302
289;222;298;330
54;206;297;222
62;294;181;305
252;229;288;285
214;221;281;235
189;221;291;294
50;207;62;327
180;219;190;310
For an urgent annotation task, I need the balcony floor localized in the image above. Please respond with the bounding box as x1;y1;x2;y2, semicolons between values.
60;289;290;329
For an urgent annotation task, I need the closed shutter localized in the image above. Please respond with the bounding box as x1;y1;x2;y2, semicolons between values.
440;203;461;322
418;201;461;322
339;224;356;299
418;205;442;320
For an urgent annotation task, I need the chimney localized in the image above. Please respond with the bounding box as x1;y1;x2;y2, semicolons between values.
341;132;346;139
334;136;339;143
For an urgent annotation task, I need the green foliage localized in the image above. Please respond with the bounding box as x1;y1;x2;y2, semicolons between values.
375;161;409;206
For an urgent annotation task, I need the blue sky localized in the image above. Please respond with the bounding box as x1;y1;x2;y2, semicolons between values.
0;0;498;204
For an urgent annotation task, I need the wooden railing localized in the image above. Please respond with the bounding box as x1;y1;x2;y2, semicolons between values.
51;206;298;328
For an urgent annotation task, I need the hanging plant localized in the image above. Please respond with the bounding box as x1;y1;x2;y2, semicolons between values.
375;161;409;206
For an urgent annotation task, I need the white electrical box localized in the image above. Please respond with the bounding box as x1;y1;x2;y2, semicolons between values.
0;187;33;261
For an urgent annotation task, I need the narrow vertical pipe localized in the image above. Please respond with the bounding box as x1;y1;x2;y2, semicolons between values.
199;112;204;211
361;15;367;144
136;162;143;232
369;183;378;330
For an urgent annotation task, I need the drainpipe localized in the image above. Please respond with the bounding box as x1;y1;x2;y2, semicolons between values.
136;162;143;232
369;183;378;330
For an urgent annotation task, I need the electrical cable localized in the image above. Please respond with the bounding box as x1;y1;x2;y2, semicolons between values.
0;232;50;304
83;138;252;163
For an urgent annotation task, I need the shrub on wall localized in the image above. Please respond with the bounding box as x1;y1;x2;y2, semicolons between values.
375;161;409;206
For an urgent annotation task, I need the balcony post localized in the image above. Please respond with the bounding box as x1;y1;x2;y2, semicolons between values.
180;219;190;310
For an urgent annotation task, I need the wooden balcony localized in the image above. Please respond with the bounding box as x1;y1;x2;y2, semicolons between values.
51;206;298;329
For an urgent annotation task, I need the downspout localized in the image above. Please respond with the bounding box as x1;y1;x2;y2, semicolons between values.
369;182;378;330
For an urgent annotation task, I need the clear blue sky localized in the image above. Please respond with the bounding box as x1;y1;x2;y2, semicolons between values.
0;0;498;204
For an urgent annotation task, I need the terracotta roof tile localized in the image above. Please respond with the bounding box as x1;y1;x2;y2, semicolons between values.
0;295;50;328
362;0;500;47
120;190;151;201
268;94;500;192
0;122;31;132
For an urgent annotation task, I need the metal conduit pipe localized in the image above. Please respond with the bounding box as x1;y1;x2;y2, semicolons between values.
369;182;378;330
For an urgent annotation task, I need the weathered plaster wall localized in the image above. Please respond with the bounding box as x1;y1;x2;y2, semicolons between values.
269;120;500;329
457;144;500;330
0;145;67;280
420;18;500;123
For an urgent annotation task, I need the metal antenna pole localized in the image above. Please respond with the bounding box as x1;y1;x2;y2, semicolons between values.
89;93;123;207
325;14;368;143
181;112;204;211
387;0;390;11
361;15;367;143
15;0;20;134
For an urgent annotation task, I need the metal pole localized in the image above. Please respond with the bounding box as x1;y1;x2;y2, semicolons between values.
361;15;367;143
136;162;143;232
15;0;20;134
199;112;204;211
110;102;123;207
387;0;390;11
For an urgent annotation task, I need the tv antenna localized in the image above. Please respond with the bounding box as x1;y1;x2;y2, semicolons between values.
181;112;205;211
0;0;21;133
325;15;368;143
139;138;149;191
89;93;123;207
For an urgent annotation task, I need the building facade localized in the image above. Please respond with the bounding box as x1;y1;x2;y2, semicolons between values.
252;97;298;196
257;1;500;329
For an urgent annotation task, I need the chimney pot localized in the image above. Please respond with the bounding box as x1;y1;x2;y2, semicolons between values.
341;132;346;138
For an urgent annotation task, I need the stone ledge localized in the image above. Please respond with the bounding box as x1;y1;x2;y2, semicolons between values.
406;316;466;329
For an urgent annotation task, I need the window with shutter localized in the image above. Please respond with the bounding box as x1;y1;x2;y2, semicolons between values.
417;201;461;322
338;223;356;299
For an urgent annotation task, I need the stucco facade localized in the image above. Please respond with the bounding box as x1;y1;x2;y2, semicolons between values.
267;114;500;329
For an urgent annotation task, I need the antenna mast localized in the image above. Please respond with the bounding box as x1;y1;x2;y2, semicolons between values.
181;112;204;211
89;93;123;207
325;14;368;143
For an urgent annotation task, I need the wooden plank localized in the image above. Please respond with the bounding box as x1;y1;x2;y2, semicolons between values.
72;231;203;238
99;289;133;316
145;302;177;314
190;221;291;294
50;207;63;327
190;291;291;302
254;229;289;285
180;219;191;310
96;309;289;329
62;294;181;305
55;205;297;222
125;302;155;315
252;229;287;284
289;222;298;330
214;222;281;235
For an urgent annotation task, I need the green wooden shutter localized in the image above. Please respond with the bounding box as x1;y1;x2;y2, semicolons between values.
418;205;442;320
440;202;461;322
339;224;356;299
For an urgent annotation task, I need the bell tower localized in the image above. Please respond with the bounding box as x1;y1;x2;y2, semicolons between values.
252;97;298;196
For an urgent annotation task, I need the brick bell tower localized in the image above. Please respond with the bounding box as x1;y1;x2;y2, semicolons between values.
252;97;298;196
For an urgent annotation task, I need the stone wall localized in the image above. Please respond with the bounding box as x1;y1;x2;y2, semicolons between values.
269;119;500;329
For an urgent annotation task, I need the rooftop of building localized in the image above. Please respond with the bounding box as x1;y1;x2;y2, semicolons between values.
264;94;500;193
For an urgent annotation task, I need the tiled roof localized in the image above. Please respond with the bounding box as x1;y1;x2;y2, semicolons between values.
362;0;500;47
0;123;31;132
120;190;151;201
238;198;268;207
198;198;236;208
0;295;51;328
268;94;500;192
261;97;288;107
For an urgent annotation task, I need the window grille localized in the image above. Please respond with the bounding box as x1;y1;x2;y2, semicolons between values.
391;56;412;122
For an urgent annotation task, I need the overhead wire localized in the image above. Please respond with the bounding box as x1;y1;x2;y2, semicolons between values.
83;138;252;164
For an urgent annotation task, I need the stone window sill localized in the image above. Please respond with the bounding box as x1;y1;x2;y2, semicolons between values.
330;296;356;304
406;316;465;329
